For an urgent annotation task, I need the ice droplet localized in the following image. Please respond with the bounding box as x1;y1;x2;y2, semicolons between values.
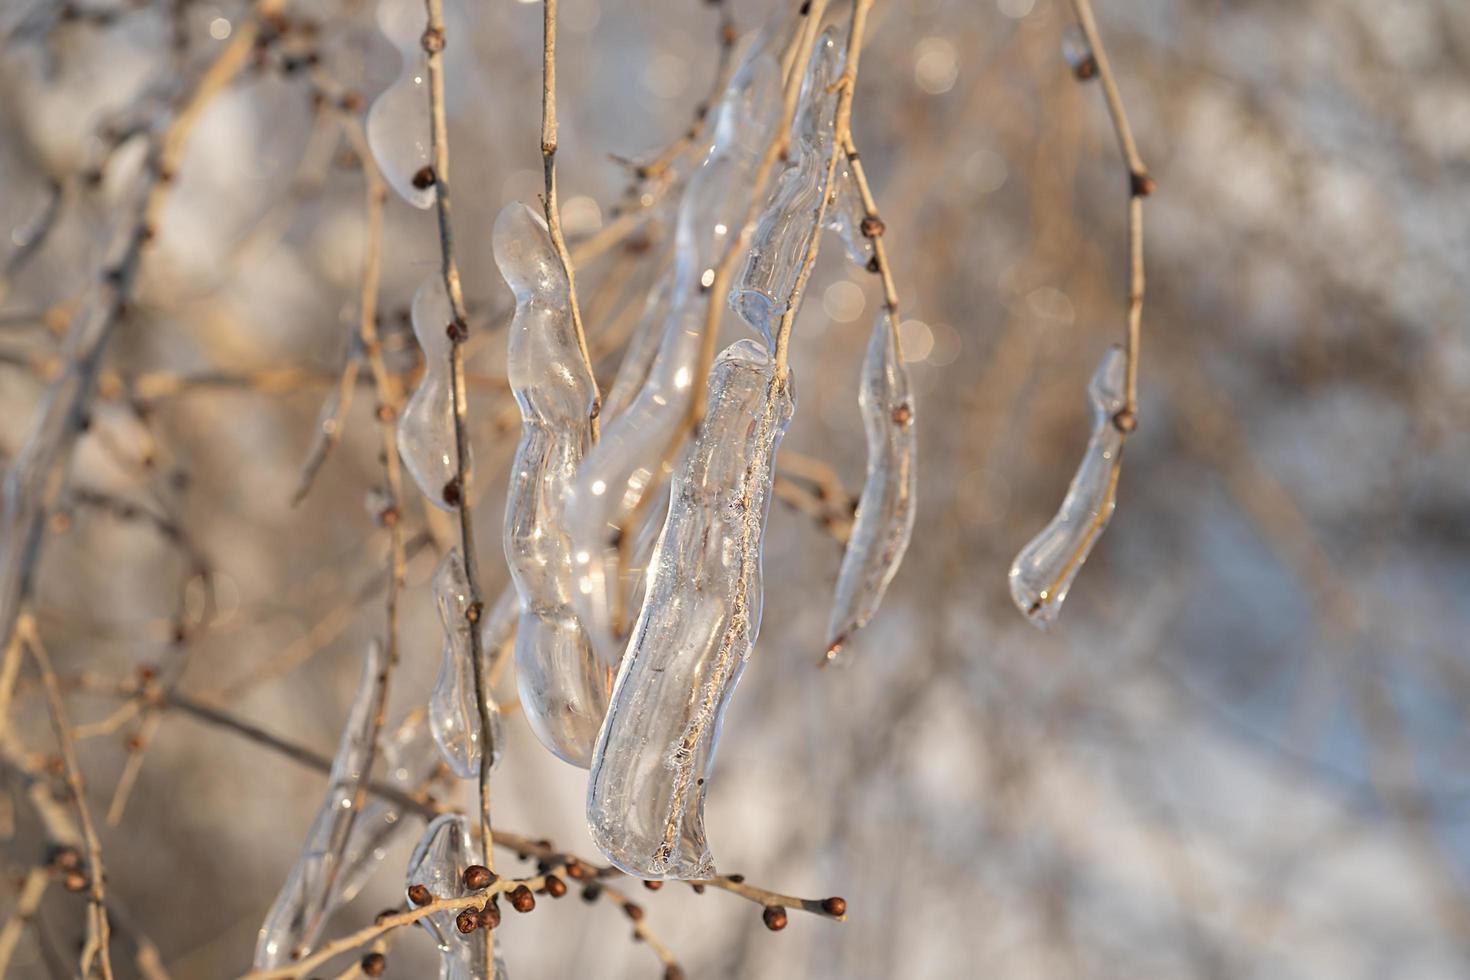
365;0;435;209
429;549;502;777
1008;345;1127;627
398;276;464;508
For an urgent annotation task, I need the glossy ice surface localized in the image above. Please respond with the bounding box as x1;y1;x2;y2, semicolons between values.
495;202;608;767
562;25;787;669
254;641;386;967
398;276;463;509
429;549;502;777
365;0;435;209
405;814;503;980
730;25;849;344
588;340;793;879
825;312;917;662
1008;345;1127;627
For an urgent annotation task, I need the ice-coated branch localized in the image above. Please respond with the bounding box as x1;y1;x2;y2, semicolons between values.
588;340;794;880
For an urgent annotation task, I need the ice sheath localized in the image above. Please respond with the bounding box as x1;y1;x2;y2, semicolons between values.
588;340;794;879
561;14;791;670
495;202;607;767
254;641;386;968
397;276;462;509
429;549;503;777
365;0;434;209
1008;345;1127;627
825;312;916;662
406;814;506;980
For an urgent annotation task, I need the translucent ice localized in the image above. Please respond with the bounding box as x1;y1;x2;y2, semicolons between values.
587;340;794;880
405;814;500;980
254;641;387;968
398;276;464;509
730;25;848;345
563;27;786;669
494;201;607;768
825;163;874;269
429;549;503;778
825;312;916;662
366;0;435;209
1008;345;1127;627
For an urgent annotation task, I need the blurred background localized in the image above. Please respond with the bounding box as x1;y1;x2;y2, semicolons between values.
2;0;1469;976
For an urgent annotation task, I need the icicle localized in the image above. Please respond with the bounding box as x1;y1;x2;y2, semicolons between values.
563;23;788;669
366;0;435;209
405;814;501;980
825;163;874;269
588;340;793;880
602;200;679;422
429;549;502;777
825;312;916;663
397;276;464;508
494;201;607;768
254;641;387;968
1009;345;1127;627
730;25;849;347
333;714;440;905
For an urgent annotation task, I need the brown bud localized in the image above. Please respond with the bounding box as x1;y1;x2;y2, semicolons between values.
726;874;745;883
339;91;365;112
859;216;885;238
762;905;788;931
821;896;847;917
478;899;501;930
866;255;881;274
664;968;686;980
623;902;644;921
374;908;399;924
441;478;462;507
566;860;592;880
892;403;913;426
463;865;495;890
407;883;433;906
47;845;81;870
375;403;396;423
63;870;88;893
455;910;478;934
642;879;663;891
361;952;387;977
1112;408;1138;433
123;734;144;752
421;27;445;53
544;875;567;898
691;883;706;895
446;318;468;343
582;883;603;903
1130;171;1156;198
509;884;536;913
1072;56;1098;81
411;166;437;190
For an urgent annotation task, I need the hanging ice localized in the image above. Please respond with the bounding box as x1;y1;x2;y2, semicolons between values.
825;312;916;663
254;641;387;968
1008;345;1127;627
562;22;788;669
587;340;794;880
730;25;848;346
825;164;874;269
429;549;502;778
602;203;678;422
366;0;435;209
333;714;441;905
405;814;502;980
494;201;608;768
398;276;464;508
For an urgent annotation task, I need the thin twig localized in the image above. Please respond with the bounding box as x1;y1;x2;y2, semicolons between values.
541;0;601;439
20;614;114;980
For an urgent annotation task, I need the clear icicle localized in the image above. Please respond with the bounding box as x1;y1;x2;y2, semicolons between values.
825;312;917;663
1008;345;1127;628
334;714;440;905
429;549;502;777
603;201;679;422
254;641;387;968
562;23;787;669
825;163;874;269
366;0;435;209
405;814;500;980
494;201;607;768
730;25;849;346
398;276;464;508
588;339;793;880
